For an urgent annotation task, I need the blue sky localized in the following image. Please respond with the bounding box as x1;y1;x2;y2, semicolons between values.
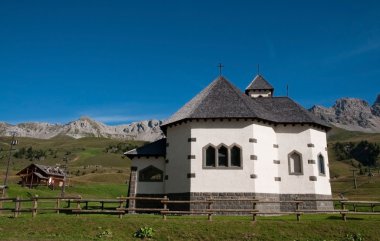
0;0;379;125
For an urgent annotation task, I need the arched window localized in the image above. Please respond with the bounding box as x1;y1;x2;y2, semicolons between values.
205;146;216;167
318;154;326;175
230;145;241;167
139;165;163;182
203;143;242;169
288;151;303;175
218;145;228;167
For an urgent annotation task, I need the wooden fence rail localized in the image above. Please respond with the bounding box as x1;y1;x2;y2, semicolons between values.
1;195;379;222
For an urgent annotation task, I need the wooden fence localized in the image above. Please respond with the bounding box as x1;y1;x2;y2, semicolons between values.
1;195;380;222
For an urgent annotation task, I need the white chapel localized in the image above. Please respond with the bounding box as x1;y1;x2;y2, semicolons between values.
126;74;333;211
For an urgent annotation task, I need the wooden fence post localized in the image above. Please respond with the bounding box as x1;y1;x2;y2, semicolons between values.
118;196;124;219
207;198;213;221
252;201;257;222
76;195;82;216
296;201;301;222
14;196;20;218
56;198;60;214
32;194;38;217
163;195;167;220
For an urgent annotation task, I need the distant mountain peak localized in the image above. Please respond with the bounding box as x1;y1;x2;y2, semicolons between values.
309;95;380;133
372;94;380;117
0;118;164;141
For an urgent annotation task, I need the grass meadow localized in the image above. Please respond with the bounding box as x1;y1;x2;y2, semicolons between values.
0;128;380;240
0;214;380;241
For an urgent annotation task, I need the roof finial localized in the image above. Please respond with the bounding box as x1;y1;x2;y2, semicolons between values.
217;63;224;76
286;84;289;97
257;64;260;75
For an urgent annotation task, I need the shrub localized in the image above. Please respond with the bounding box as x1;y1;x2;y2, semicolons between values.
95;227;112;240
343;233;364;241
133;226;154;239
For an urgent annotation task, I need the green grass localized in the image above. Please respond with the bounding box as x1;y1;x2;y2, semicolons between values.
1;129;380;240
0;214;379;241
0;136;144;187
328;127;380;143
5;183;127;199
325;127;380;200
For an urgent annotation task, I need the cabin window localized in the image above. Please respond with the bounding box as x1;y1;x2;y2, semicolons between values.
231;145;241;167
139;165;163;182
218;145;228;167
318;154;326;175
288;151;303;175
205;146;216;167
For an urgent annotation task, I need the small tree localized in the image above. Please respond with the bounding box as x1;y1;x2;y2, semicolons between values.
350;141;380;166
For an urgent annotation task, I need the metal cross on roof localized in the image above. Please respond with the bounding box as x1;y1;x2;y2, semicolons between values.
257;64;260;75
217;63;224;76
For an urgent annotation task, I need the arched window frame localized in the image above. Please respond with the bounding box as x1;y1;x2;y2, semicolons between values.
217;144;229;167
318;153;326;176
202;143;242;169
288;150;303;175
138;165;164;182
229;143;242;167
203;144;217;167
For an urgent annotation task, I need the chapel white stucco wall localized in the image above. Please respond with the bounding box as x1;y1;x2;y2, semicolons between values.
252;123;280;194
190;120;254;193
165;123;191;193
132;157;165;194
133;121;331;197
275;125;331;195
309;128;332;195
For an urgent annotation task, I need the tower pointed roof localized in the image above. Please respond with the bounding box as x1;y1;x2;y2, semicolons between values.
245;74;274;94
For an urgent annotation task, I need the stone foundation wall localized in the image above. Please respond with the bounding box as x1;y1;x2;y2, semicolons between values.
279;194;334;211
188;192;333;213
133;192;333;214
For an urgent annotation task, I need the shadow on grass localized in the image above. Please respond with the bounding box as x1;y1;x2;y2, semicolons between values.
326;215;364;221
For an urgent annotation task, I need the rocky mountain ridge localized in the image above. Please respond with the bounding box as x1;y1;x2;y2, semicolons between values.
2;94;379;140
309;94;380;133
0;117;164;142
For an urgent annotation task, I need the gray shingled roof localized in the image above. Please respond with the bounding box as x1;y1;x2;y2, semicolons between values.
161;76;330;128
124;138;166;158
246;75;274;93
252;97;330;126
162;76;262;125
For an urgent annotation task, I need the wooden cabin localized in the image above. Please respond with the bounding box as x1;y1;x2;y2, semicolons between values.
17;164;66;189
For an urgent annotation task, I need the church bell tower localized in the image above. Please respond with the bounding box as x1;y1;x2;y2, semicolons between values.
245;74;274;98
